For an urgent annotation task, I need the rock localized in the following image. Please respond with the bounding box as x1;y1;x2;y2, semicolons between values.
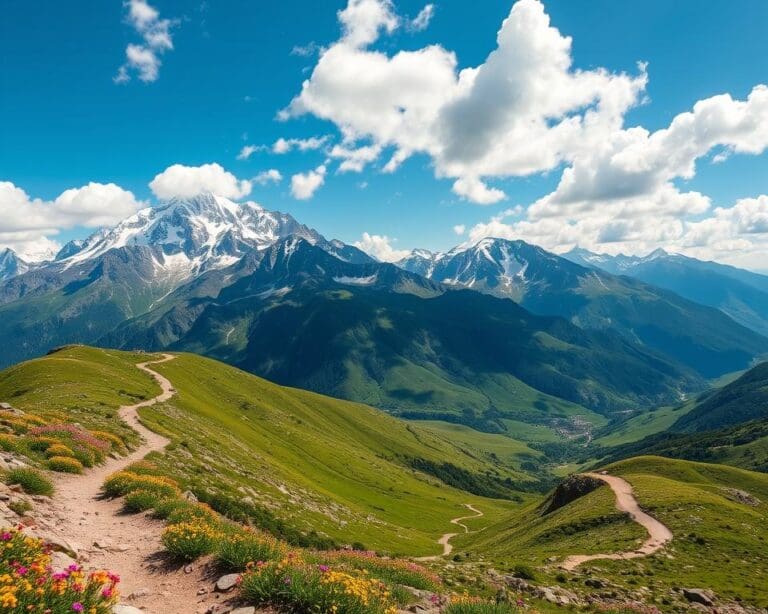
585;578;605;588
229;608;256;614
503;576;528;591
182;490;198;502
184;564;194;574
40;534;78;558
9;484;23;493
50;551;77;571
196;587;208;595
215;573;240;592
113;606;143;614
683;588;714;606
127;588;151;600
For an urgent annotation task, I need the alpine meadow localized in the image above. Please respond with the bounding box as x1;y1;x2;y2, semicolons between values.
2;1;768;613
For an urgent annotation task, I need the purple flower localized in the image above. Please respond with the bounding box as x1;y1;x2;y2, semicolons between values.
318;565;329;573
283;576;292;585
1;532;12;541
72;603;84;612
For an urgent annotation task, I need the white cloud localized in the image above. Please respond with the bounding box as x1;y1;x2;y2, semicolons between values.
0;181;144;260
272;136;329;154
290;165;327;200
115;0;176;84
353;232;410;261
283;0;646;204
339;0;399;48
237;145;263;160
408;4;435;32
453;224;465;236
253;169;283;185
330;143;382;172
452;177;505;205
149;163;252;200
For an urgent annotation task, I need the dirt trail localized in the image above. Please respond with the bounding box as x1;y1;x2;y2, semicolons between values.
42;354;229;613
418;503;484;561
561;472;673;571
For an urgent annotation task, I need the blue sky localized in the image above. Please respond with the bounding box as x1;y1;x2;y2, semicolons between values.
2;0;768;268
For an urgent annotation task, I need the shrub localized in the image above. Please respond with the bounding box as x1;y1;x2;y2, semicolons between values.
0;526;120;612
90;430;127;453
151;498;190;520
316;550;441;591
166;502;219;525
0;434;18;452
162;521;222;561
8;500;32;516
28;436;58;452
45;443;75;458
510;564;536;581
240;555;398;614
102;471;180;499
5;468;54;496
47;456;84;474
215;528;287;571
71;446;96;468
123;489;170;514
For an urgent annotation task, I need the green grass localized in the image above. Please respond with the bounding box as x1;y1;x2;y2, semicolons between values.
4;467;54;496
594;398;698;447
0;345;518;556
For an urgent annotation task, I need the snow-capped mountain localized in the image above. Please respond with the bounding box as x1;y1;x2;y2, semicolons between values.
44;192;371;289
564;247;672;275
397;238;568;300
0;248;29;281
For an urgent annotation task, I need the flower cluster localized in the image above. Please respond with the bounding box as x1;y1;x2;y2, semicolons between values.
0;527;119;612
445;594;525;613
161;521;222;561
317;550;442;591
239;554;398;614
102;471;180;499
216;527;287;571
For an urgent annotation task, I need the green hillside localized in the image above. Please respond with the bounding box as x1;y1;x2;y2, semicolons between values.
461;456;768;609
0;345;521;555
673;361;768;432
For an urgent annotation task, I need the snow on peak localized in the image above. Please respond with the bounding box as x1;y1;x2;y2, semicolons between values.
58;192;322;282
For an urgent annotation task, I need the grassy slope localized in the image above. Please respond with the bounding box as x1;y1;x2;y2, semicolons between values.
602;457;768;608
0;345;520;555
593;398;698;447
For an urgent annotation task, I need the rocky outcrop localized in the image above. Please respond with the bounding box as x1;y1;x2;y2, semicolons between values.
541;473;605;515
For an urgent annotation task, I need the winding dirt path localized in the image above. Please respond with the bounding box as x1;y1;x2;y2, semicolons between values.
40;354;230;613
561;472;673;571
418;503;484;560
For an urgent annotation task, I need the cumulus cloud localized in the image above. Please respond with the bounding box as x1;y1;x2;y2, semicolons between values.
115;0;176;83
0;181;144;260
453;224;465;236
353;232;410;261
253;169;283;185
408;4;435;32
149;163;252;200
237;145;263;161
283;0;646;203
290;165;327;200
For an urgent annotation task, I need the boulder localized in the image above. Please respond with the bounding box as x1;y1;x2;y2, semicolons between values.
215;573;241;592
683;588;714;606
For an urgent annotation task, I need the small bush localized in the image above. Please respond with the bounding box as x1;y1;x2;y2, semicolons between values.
510;563;536;581
28;436;58;451
47;455;84;474
445;599;521;613
151;498;191;520
215;528;287;571
123;489;170;514
8;499;33;516
240;555;398;614
91;430;127;453
0;434;18;452
102;470;180;498
5;468;54;496
45;443;75;458
71;446;97;468
166;502;219;525
316;550;441;591
162;521;221;561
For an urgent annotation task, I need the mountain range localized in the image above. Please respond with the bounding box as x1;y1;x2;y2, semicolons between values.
1;192;767;433
396;239;768;378
564;247;768;338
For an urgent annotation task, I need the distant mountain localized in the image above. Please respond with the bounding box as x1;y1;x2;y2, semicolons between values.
107;237;702;421
397;238;768;378
0;248;29;281
564;247;768;338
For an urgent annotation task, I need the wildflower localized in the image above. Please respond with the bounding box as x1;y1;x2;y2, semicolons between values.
72;602;84;611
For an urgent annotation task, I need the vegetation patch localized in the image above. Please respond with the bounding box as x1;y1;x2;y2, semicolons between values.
4;468;53;497
46;455;83;474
